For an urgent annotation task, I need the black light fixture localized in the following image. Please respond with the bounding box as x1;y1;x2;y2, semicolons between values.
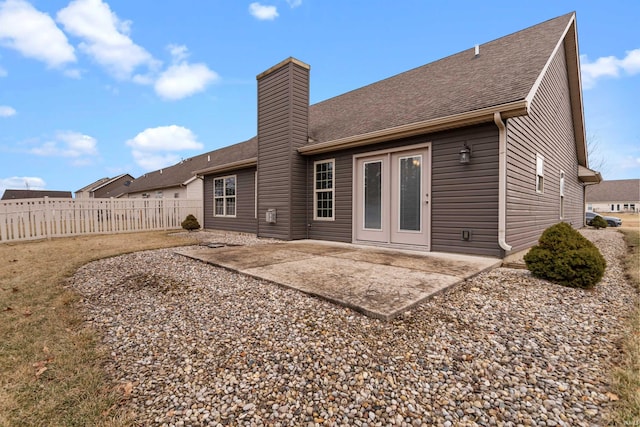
459;142;471;164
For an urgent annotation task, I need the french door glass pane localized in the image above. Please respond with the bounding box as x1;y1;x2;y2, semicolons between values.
364;161;382;229
399;156;421;231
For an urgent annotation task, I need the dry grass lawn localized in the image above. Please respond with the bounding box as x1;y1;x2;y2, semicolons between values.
611;226;640;424
0;231;198;426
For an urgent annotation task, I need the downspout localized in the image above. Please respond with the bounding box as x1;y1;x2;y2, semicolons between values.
494;112;512;252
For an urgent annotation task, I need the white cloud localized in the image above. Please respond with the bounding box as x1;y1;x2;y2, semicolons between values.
131;151;181;171
581;48;640;89
30;131;98;160
167;43;189;62
0;105;16;117
126;125;204;170
155;62;219;100
286;0;302;8
57;0;158;80
0;0;76;68
0;176;46;194
0;66;7;77
249;2;278;20
126;125;203;151
619;48;640;74
153;44;218;100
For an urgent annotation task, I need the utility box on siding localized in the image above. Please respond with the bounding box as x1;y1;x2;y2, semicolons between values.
266;209;277;224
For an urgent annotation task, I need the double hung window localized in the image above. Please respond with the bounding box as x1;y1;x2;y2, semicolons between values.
214;176;236;217
314;159;335;220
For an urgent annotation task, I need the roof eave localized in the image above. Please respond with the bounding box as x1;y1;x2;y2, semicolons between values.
524;13;587;167
299;100;529;155
194;157;258;176
578;165;603;184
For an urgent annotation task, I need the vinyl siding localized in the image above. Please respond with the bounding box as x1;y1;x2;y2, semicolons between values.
506;45;583;253
203;167;257;234
307;123;501;257
256;59;309;240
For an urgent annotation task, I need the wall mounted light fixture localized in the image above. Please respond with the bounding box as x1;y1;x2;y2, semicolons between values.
459;143;471;164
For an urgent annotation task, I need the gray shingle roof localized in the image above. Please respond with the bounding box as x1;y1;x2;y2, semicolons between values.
125;138;257;193
75;177;110;193
1;190;73;200
585;179;640;202
126;12;575;188
307;12;574;143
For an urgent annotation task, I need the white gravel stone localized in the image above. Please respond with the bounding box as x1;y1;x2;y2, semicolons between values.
68;229;637;426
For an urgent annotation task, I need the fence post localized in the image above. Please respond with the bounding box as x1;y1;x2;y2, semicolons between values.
43;196;51;240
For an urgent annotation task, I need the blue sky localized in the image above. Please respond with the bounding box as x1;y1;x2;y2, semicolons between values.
0;0;638;195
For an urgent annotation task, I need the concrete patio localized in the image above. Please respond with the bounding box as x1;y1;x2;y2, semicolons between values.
176;240;501;320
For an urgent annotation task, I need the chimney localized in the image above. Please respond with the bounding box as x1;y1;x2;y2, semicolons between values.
256;57;310;240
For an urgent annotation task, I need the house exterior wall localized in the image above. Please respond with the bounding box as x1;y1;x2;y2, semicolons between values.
256;59;310;240
505;45;584;253
306;123;502;257
588;202;639;213
185;179;204;222
203;167;257;234
126;186;187;199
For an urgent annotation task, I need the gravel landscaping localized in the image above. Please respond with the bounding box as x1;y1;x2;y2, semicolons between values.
69;229;637;426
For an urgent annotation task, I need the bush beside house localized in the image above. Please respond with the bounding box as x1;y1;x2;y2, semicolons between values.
524;222;606;288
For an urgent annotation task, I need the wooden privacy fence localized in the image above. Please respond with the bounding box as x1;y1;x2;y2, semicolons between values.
0;197;203;243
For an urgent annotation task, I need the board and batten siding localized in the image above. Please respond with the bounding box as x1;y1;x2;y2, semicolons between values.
256;58;310;240
307;123;502;257
505;44;583;253
203;167;257;234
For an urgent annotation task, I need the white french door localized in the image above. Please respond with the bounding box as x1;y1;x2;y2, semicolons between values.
354;146;430;247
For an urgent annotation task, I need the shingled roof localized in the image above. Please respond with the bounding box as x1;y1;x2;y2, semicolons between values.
131;12;582;184
307;13;575;145
586;179;640;202
1;189;73;200
125;137;257;194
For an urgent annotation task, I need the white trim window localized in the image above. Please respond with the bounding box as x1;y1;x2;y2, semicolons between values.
314;159;335;220
214;175;237;217
536;154;544;193
559;170;565;219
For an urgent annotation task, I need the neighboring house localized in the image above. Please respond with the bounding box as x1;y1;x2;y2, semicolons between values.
1;189;73;200
121;147;254;223
586;179;640;213
75;174;134;199
193;12;599;258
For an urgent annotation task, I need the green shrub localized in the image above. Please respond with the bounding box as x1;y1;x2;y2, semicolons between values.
590;215;608;229
524;222;606;288
181;214;200;231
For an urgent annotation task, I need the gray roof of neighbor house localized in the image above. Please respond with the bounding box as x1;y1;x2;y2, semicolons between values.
1;189;73;200
586;179;640;202
125;138;257;194
128;12;583;184
76;174;134;196
75;177;111;193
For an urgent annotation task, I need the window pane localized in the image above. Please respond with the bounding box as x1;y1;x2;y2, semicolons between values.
315;161;333;190
215;198;224;215
399;156;421;231
316;191;332;218
214;179;224;197
225;177;236;196
364;161;382;229
226;197;236;216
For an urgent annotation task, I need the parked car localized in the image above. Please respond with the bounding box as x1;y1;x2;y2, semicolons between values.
585;211;622;227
